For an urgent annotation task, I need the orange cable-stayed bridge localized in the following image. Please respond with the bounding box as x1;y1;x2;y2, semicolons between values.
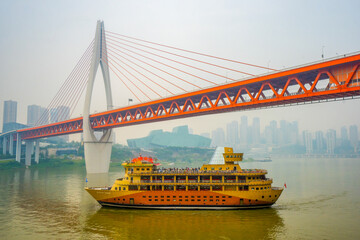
1;21;360;173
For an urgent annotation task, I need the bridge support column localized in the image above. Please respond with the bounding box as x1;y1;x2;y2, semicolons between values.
9;134;14;156
16;133;21;162
25;140;34;166
35;140;40;164
84;139;113;173
2;137;7;155
83;20;114;173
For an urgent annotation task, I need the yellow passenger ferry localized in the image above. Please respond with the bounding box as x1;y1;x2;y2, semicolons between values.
85;147;283;209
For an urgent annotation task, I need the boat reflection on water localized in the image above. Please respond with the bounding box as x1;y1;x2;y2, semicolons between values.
84;207;284;239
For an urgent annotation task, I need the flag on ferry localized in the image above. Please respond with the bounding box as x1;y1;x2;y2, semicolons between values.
284;182;287;188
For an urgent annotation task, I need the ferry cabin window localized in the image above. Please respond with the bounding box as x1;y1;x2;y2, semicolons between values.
123;187;126;190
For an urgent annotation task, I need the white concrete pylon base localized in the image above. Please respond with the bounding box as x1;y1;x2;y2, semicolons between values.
84;141;113;173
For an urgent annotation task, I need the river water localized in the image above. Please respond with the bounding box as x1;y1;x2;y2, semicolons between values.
0;157;359;239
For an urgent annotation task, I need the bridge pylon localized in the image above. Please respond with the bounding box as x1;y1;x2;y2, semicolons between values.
83;21;114;173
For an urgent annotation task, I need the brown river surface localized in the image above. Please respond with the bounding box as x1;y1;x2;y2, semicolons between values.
0;157;359;239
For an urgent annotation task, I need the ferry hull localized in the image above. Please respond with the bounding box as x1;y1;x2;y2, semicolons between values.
86;187;283;210
98;202;274;210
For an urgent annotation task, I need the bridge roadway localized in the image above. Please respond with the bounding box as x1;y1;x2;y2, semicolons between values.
16;52;360;140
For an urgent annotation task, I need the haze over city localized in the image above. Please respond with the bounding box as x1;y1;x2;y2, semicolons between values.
1;0;360;143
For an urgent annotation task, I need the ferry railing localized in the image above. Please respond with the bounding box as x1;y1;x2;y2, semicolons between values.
133;179;269;184
133;169;268;175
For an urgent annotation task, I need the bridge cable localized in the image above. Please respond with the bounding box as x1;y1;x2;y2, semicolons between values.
106;49;174;96
107;47;185;93
36;40;94;126
38;40;93;125
107;41;202;89
106;31;277;71
107;52;162;98
106;33;253;78
56;45;93;121
101;56;143;102
44;40;94;124
106;37;226;84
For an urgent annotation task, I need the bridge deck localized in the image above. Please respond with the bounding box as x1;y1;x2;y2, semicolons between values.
17;52;360;140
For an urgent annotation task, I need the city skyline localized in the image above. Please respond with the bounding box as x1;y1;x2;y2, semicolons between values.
1;1;360;145
1;98;360;146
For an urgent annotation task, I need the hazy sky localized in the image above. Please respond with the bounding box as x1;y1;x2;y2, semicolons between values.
1;0;360;144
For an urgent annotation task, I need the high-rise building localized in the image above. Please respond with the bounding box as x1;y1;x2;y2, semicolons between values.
314;131;325;153
289;121;299;145
2;100;17;132
3;100;17;124
264;125;273;145
349;125;359;152
211;128;226;147
252;117;260;145
341;126;348;142
269;120;278;145
303;131;313;154
226;121;239;146
279;120;288;146
27;105;47;127
239;116;248;146
326;129;336;155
